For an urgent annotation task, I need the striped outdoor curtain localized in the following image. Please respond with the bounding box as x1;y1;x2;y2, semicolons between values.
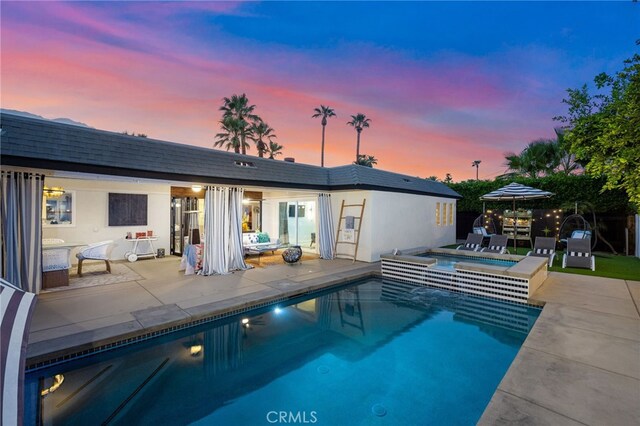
1;278;38;425
1;171;44;293
200;187;249;275
317;193;335;259
227;188;248;271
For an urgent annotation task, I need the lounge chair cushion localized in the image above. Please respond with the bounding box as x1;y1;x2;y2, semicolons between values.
465;243;479;249
489;245;500;251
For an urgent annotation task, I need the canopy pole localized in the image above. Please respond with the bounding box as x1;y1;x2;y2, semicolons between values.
513;197;517;252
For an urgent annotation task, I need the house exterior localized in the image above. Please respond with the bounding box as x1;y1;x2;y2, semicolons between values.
1;112;460;264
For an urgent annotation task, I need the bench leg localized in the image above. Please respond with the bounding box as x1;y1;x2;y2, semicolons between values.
77;259;84;277
105;260;111;274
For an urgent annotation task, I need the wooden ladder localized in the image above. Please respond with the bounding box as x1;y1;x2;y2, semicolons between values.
334;199;366;263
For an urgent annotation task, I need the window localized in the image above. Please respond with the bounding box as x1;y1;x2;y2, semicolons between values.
449;203;454;225
435;202;440;226
43;191;75;227
442;203;447;225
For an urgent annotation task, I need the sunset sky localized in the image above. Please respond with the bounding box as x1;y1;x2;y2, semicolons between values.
2;1;638;181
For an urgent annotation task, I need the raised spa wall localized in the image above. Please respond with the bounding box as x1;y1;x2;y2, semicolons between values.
380;247;548;304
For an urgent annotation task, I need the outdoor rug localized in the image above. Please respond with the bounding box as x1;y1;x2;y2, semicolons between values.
43;263;143;292
245;251;319;268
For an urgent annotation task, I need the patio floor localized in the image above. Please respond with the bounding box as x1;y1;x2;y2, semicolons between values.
26;258;640;425
480;272;640;425
27;256;379;364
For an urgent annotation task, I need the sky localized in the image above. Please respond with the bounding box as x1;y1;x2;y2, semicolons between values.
1;1;638;181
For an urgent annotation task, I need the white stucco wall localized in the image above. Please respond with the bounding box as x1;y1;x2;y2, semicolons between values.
329;190;457;262
42;177;171;262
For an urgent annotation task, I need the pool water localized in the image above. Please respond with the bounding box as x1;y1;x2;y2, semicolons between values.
418;253;518;270
26;278;539;425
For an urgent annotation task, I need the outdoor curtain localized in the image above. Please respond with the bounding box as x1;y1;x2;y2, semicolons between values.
317;193;336;259
1;171;44;293
201;186;249;275
1;278;38;426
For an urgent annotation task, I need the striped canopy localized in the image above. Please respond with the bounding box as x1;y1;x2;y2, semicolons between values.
480;182;553;201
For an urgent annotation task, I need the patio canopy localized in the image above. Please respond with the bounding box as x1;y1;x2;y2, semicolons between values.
480;182;554;201
480;182;554;251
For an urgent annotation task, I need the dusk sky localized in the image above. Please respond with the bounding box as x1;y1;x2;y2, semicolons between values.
2;1;638;180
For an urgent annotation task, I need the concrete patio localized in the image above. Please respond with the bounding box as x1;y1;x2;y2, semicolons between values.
26;258;640;425
480;272;640;425
27;257;379;365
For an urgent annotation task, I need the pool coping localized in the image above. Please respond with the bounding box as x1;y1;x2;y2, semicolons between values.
26;263;381;370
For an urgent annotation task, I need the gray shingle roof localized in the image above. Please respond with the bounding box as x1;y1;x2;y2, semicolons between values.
0;112;460;199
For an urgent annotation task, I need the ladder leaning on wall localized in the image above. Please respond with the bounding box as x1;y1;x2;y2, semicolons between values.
334;199;366;263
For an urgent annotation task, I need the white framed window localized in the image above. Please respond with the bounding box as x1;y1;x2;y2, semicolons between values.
442;203;447;225
435;202;440;226
449;203;454;225
43;190;76;227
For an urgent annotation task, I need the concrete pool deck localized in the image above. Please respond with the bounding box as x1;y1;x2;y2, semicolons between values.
26;257;380;366
26;258;640;425
480;272;640;425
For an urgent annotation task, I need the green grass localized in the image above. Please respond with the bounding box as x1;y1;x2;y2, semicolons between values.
442;244;640;281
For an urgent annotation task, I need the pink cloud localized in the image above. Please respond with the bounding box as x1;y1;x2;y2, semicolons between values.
1;2;563;181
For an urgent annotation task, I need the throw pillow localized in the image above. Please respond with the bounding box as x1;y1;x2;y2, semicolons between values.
258;232;270;243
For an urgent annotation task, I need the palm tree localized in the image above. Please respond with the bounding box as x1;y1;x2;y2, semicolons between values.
214;116;242;153
505;139;560;178
354;154;377;168
249;122;276;158
220;93;261;155
347;113;371;163
267;140;284;159
312;105;336;167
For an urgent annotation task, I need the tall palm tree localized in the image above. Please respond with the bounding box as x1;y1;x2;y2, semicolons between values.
354;154;377;168
249;122;276;158
347;113;371;163
220;93;261;155
312;105;336;167
214;116;242;153
267;140;284;159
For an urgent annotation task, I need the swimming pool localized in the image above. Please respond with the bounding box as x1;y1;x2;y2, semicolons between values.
417;252;518;270
26;278;540;425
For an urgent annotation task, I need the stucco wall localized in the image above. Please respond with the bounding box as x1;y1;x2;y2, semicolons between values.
42;177;171;262
330;190;457;262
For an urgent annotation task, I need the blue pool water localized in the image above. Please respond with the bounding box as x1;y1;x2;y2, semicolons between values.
26;278;539;425
418;252;518;270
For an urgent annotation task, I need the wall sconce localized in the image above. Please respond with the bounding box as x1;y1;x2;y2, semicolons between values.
191;185;202;192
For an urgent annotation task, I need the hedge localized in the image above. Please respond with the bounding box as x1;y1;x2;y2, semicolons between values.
448;175;634;214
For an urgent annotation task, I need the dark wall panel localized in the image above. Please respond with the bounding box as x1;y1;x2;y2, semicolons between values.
108;193;148;226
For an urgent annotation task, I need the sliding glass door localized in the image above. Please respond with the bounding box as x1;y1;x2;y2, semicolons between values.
278;200;316;251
